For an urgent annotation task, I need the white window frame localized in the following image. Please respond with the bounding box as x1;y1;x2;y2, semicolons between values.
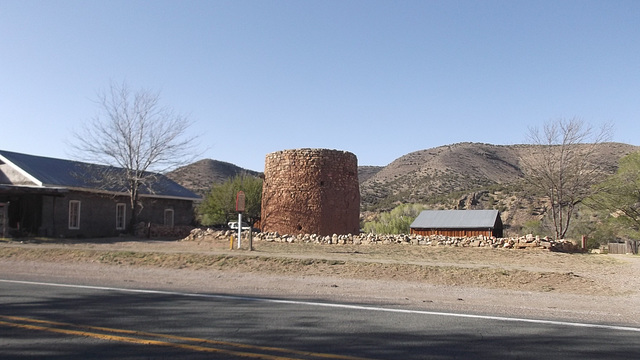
116;203;126;230
69;200;81;230
164;208;174;227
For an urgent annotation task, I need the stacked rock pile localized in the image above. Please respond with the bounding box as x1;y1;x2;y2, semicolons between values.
183;228;583;252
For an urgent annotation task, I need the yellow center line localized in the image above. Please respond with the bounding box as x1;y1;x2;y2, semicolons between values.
0;319;283;359
0;315;374;360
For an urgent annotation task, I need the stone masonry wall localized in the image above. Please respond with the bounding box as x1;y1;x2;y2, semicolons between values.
261;148;360;236
184;228;585;253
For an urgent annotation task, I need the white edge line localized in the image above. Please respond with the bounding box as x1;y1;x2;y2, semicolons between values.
2;278;640;333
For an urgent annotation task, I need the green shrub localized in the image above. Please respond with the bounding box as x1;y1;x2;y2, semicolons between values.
363;203;428;234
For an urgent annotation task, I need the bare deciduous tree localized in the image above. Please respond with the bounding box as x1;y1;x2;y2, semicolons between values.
72;81;198;232
523;117;612;239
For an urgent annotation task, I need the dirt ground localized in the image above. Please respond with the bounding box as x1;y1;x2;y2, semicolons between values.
2;235;640;326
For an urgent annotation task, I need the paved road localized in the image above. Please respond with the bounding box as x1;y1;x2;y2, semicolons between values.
1;279;639;359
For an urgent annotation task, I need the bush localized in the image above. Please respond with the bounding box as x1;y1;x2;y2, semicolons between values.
363;203;428;234
197;174;262;227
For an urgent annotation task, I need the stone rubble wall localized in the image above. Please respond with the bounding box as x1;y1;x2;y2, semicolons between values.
183;228;584;252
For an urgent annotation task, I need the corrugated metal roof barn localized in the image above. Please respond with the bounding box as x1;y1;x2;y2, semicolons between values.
410;209;503;238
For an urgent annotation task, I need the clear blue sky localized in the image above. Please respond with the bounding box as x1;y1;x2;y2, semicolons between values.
2;0;639;171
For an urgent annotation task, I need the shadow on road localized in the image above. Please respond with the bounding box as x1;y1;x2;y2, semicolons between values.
1;285;638;359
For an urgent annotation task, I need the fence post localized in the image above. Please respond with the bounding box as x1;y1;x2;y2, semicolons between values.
629;240;639;254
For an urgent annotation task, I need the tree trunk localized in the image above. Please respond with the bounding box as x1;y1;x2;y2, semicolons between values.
128;183;140;235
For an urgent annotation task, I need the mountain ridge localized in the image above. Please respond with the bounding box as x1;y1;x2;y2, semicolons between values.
166;159;260;197
168;142;639;235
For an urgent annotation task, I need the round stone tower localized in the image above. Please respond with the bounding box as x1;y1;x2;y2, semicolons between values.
261;148;360;236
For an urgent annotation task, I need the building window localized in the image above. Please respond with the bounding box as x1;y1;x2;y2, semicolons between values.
69;200;81;230
164;209;174;227
116;203;126;230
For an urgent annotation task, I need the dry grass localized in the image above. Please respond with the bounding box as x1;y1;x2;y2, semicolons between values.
1;235;634;296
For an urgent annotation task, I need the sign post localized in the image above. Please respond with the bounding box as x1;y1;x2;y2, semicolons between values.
236;191;245;249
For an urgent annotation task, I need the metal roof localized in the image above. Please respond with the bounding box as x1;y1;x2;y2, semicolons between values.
0;150;200;200
410;210;500;229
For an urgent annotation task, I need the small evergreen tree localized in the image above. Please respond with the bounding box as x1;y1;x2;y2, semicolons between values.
198;174;262;227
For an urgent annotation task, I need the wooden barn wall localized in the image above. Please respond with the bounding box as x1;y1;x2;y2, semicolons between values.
410;228;496;238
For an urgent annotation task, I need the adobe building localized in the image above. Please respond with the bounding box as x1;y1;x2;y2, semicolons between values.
0;150;199;238
260;148;360;236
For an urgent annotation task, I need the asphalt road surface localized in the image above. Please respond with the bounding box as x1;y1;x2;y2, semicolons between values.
1;278;639;360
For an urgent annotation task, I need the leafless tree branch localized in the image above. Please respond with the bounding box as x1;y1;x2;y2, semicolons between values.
523;117;612;239
70;81;200;232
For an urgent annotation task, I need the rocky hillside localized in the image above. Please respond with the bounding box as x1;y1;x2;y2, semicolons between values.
357;165;384;183
166;159;260;197
168;142;638;236
360;142;638;234
361;143;524;209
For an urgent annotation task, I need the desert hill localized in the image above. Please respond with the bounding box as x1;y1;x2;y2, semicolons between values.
166;159;260;197
359;142;638;235
360;142;637;208
357;165;384;183
168;142;639;236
